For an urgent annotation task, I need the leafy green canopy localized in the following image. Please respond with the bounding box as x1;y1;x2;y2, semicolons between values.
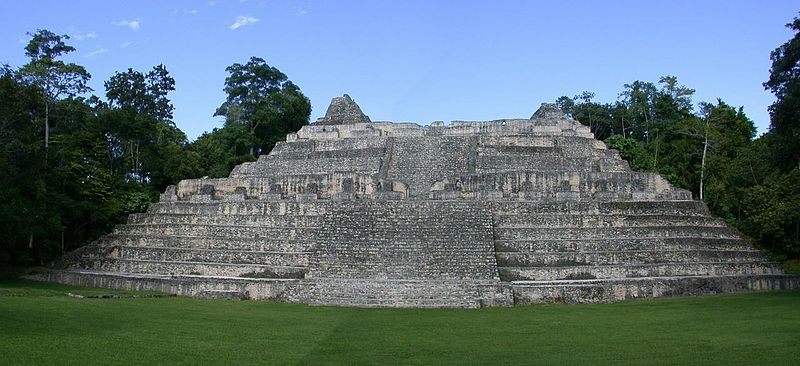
559;69;797;259
764;15;800;171
215;56;311;155
1;31;315;266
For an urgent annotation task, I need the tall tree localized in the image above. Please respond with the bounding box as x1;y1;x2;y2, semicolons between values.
105;65;176;123
215;57;311;155
764;14;800;171
0;69;46;264
17;30;91;158
697;100;755;202
619;80;657;141
102;65;186;188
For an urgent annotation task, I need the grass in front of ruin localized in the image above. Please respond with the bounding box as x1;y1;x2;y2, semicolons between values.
1;279;799;365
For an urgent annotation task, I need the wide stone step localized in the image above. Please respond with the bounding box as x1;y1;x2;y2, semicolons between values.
287;279;512;308
265;139;314;156
308;260;498;280
448;171;687;200
477;144;560;155
96;258;307;279
128;213;321;227
314;245;496;255
243;156;382;176
494;226;738;240
97;234;316;252
117;246;311;266
113;223;317;239
477;155;600;172
493;237;754;253
147;201;329;216
195;290;249;300
495;249;767;267
271;147;387;160
39;269;299;300
498;261;782;281
510;274;800;304
491;200;710;216
493;214;725;228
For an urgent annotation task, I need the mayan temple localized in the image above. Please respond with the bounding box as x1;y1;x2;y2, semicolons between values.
43;94;799;307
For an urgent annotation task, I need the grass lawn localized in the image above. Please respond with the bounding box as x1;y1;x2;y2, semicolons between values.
1;279;798;365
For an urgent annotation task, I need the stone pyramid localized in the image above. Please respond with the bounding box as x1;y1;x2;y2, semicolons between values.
43;95;799;307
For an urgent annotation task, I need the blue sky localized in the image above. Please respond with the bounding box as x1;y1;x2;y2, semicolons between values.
1;1;797;140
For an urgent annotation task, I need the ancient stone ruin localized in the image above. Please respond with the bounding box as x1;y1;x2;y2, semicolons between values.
43;95;799;307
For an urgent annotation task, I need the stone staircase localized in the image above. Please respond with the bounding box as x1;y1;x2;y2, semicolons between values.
490;201;789;303
289;200;510;307
55;201;325;299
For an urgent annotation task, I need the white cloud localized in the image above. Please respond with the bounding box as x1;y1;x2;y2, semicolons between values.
173;8;197;15
112;19;141;31
229;16;259;30
121;42;132;48
207;0;216;5
86;48;108;57
295;6;309;16
73;32;98;41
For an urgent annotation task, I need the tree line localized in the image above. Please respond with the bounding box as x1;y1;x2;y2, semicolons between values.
556;15;800;260
1;30;310;266
2;15;799;267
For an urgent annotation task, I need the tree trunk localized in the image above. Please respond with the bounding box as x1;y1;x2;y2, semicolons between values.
654;131;659;167
44;102;50;162
700;118;709;200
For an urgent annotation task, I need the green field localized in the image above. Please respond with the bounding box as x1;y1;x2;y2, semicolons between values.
1;280;798;365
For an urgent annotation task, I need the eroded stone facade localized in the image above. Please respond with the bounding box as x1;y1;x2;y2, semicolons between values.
41;95;799;307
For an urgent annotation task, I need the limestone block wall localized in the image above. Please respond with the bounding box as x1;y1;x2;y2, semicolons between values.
430;171;691;201
220;112;655;201
444;118;593;138
58;200;332;282
385;136;478;196
232;137;389;177
171;174;408;201
295;117;593;141
488;200;779;284
307;201;499;281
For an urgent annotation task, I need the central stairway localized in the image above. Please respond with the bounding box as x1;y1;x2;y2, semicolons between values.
285;201;512;308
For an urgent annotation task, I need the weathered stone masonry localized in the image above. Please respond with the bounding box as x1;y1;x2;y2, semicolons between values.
39;94;800;307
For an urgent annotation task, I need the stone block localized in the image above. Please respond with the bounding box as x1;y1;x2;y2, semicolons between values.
331;193;356;201
258;193;282;201
295;193;318;202
222;193;246;202
632;191;656;200
556;191;581;201
189;194;213;202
